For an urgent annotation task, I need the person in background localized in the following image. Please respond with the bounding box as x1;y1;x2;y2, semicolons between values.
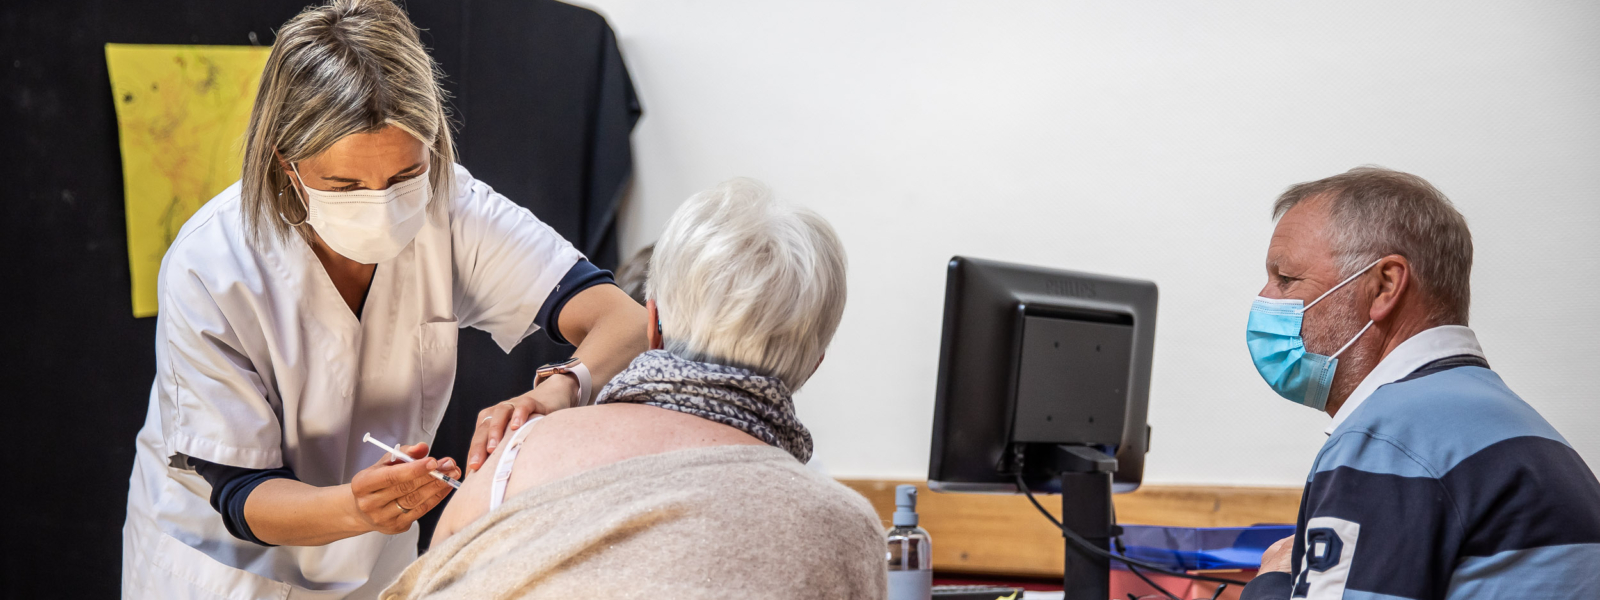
1239;167;1600;600
384;178;887;600
121;1;647;597
613;243;654;304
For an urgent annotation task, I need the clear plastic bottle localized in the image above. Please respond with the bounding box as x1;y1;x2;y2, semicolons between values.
886;485;932;600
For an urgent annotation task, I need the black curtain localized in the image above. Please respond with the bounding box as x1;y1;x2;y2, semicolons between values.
0;1;639;597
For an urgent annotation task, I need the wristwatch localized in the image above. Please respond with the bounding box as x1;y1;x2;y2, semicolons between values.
536;357;593;407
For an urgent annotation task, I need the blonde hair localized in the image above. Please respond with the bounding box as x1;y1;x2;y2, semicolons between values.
648;179;848;390
241;0;455;244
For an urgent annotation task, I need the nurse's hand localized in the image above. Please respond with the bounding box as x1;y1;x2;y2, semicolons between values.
466;374;580;473
347;443;462;535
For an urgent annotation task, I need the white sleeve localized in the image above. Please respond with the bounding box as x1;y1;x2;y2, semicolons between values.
449;164;584;353
156;260;283;470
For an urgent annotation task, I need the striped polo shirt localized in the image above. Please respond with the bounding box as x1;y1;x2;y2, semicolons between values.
1243;327;1600;599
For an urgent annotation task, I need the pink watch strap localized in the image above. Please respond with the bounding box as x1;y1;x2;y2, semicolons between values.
569;361;592;406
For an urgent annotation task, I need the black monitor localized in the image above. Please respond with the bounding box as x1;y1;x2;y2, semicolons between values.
927;256;1158;600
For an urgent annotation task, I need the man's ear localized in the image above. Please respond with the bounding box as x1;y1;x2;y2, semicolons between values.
646;299;664;351
1368;255;1411;324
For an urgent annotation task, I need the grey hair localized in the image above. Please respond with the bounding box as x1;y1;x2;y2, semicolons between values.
648;179;848;391
241;0;456;245
1273;166;1474;326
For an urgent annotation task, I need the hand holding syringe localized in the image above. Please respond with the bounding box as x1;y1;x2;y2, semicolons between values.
363;433;463;489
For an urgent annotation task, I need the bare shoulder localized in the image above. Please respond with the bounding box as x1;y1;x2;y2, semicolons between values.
507;404;765;493
432;404;765;546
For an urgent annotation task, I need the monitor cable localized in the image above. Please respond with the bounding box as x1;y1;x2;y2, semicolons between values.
1110;499;1180;600
1123;562;1180;600
1013;471;1250;588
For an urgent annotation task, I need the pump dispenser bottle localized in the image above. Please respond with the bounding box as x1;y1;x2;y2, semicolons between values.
886;484;932;600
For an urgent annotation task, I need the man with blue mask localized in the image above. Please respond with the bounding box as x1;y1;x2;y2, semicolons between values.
1238;167;1600;600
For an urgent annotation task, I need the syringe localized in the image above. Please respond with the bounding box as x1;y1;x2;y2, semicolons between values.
362;432;462;489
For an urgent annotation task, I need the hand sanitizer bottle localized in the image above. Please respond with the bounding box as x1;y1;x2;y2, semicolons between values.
886;484;932;600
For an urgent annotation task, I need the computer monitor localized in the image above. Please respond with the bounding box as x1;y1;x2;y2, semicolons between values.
929;256;1157;492
927;256;1158;600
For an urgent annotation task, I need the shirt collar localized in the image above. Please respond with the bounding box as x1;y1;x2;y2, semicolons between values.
1324;325;1485;435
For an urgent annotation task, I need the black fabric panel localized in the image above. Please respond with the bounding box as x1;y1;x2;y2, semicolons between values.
1;4;317;597
1240;571;1293;600
1;0;637;595
1299;466;1462;600
1442;436;1600;557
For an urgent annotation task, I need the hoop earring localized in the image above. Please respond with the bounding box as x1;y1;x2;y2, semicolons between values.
277;186;308;227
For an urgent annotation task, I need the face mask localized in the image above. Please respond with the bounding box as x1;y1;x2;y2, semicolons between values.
1246;258;1382;410
289;162;431;264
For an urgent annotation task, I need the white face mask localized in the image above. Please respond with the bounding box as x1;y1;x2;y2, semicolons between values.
289;162;431;264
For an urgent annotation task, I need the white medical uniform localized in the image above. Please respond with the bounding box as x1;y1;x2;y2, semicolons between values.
122;164;582;599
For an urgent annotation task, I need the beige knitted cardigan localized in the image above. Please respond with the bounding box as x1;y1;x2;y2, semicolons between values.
382;444;888;599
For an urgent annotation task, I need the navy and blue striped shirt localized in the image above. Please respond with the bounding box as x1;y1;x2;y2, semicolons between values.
1244;356;1600;599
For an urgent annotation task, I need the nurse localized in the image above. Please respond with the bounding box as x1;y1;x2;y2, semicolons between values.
120;0;647;597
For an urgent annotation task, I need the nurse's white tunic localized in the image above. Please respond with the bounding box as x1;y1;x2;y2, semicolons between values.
122;164;582;599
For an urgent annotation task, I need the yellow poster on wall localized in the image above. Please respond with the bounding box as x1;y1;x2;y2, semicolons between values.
106;44;271;317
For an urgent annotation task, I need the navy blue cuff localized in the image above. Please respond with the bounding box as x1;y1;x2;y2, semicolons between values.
191;457;298;547
1240;571;1293;600
534;259;616;346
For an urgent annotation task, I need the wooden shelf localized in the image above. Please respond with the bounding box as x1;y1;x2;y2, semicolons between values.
842;479;1301;578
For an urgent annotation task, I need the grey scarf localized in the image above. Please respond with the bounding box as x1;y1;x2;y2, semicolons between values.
596;350;813;463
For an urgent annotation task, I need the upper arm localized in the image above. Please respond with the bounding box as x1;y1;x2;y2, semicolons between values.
432;406;761;546
158;264;282;469
554;283;641;348
433;447;497;547
433;412;585;547
1292;433;1460;599
449;166;584;352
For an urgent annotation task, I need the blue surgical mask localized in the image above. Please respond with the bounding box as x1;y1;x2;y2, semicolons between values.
1246;258;1381;410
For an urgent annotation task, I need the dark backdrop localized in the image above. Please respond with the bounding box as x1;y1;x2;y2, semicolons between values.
0;1;639;596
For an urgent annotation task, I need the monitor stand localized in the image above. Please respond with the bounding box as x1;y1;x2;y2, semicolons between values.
1044;445;1117;600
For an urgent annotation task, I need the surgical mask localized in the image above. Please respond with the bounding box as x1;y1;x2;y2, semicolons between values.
1245;258;1382;411
289;162;431;264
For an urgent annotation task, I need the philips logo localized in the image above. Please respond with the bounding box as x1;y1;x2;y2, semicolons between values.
1045;280;1097;298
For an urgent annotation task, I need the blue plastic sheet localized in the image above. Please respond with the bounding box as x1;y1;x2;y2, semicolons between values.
1110;524;1296;571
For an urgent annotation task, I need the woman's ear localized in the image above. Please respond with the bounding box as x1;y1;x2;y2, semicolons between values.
272;148;292;178
273;148;305;203
646;299;664;351
807;353;825;380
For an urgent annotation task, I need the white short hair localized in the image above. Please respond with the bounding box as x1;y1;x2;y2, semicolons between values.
648;178;847;390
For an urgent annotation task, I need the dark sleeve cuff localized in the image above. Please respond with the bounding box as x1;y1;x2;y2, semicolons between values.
191;457;298;547
1240;571;1293;600
533;259;616;346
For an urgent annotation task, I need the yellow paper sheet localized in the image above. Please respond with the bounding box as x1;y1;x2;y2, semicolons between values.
106;44;271;317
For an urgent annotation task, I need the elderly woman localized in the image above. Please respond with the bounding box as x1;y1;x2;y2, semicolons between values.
386;179;885;599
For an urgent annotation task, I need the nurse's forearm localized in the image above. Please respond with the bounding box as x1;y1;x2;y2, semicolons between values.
243;479;370;546
559;285;649;403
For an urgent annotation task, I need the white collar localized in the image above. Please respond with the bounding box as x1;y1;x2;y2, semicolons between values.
1324;325;1485;435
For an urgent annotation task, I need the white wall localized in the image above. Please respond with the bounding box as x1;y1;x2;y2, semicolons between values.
586;0;1600;485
